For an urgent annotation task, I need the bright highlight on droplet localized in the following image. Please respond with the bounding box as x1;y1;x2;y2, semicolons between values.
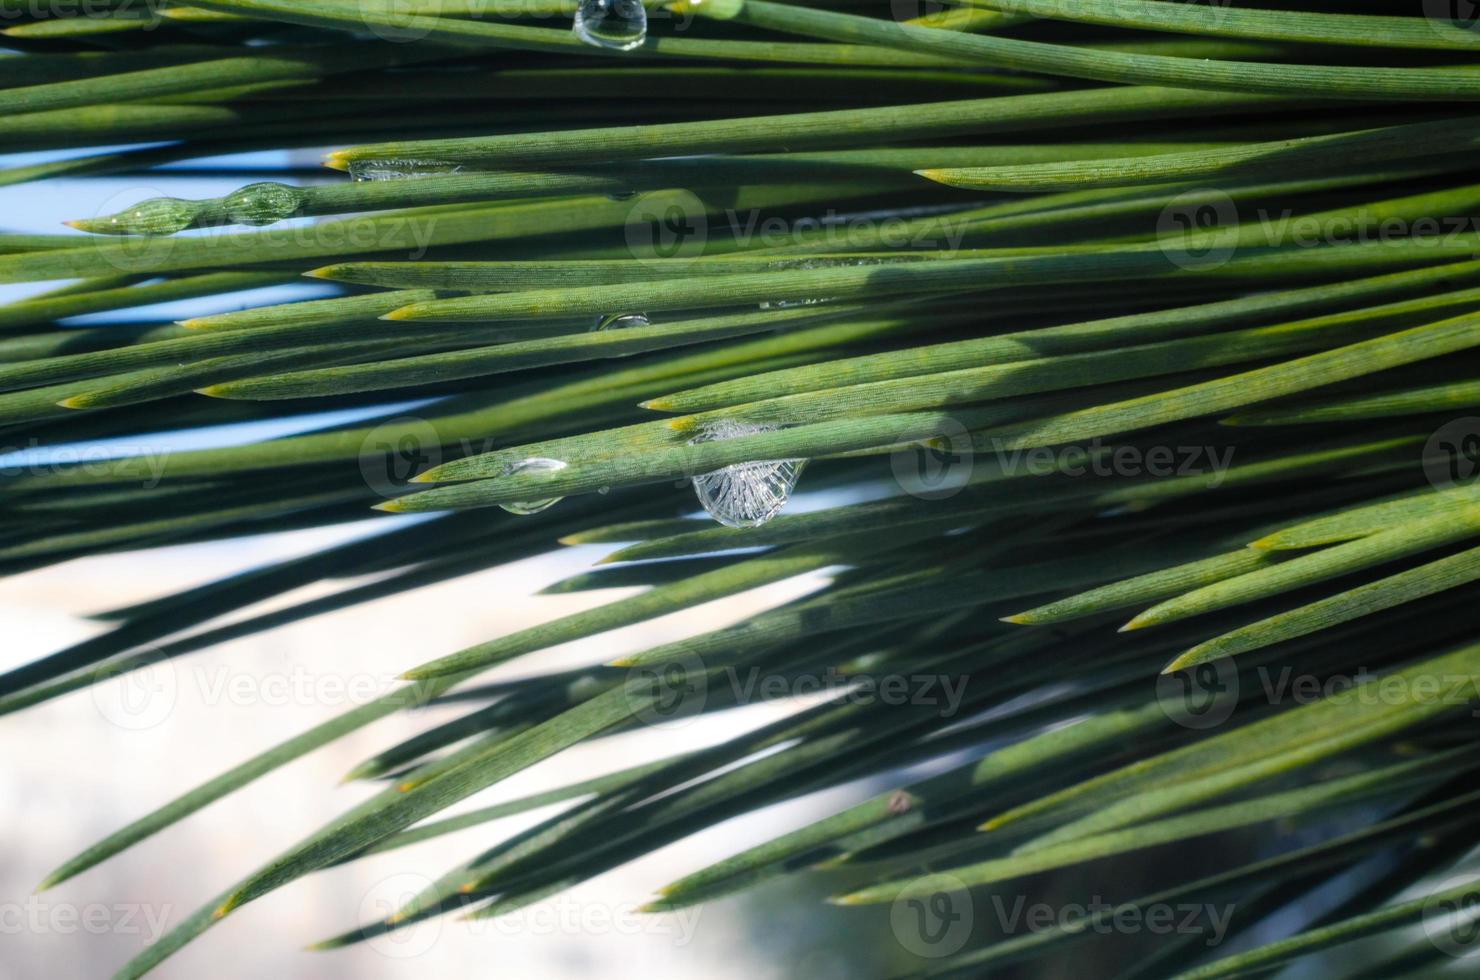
688;420;804;528
499;457;568;516
592;312;650;332
573;0;647;51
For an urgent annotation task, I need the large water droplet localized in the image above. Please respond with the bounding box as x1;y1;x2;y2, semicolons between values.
592;312;650;332
223;182;304;227
688;420;804;529
499;457;568;516
573;0;647;51
348;159;462;182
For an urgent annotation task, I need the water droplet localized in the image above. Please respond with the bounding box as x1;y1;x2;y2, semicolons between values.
223;182;304;227
591;312;650;332
688;420;804;528
112;198;196;236
759;297;832;310
605;190;640;202
573;0;647;51
499;457;568;515
348;159;463;182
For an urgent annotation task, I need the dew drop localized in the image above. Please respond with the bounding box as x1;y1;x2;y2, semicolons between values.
688;420;804;529
348;159;463;182
498;457;568;516
573;0;647;51
759;297;832;310
223;182;304;227
592;312;650;332
115;198;196;236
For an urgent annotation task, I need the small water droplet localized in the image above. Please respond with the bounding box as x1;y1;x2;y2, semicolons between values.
349;159;463;182
223;182;304;226
499;457;568;515
688;420;804;528
759;297;832;310
573;0;647;50
591;312;650;332
115;198;196;236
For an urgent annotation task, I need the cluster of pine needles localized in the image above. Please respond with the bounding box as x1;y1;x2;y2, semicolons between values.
6;0;1480;976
